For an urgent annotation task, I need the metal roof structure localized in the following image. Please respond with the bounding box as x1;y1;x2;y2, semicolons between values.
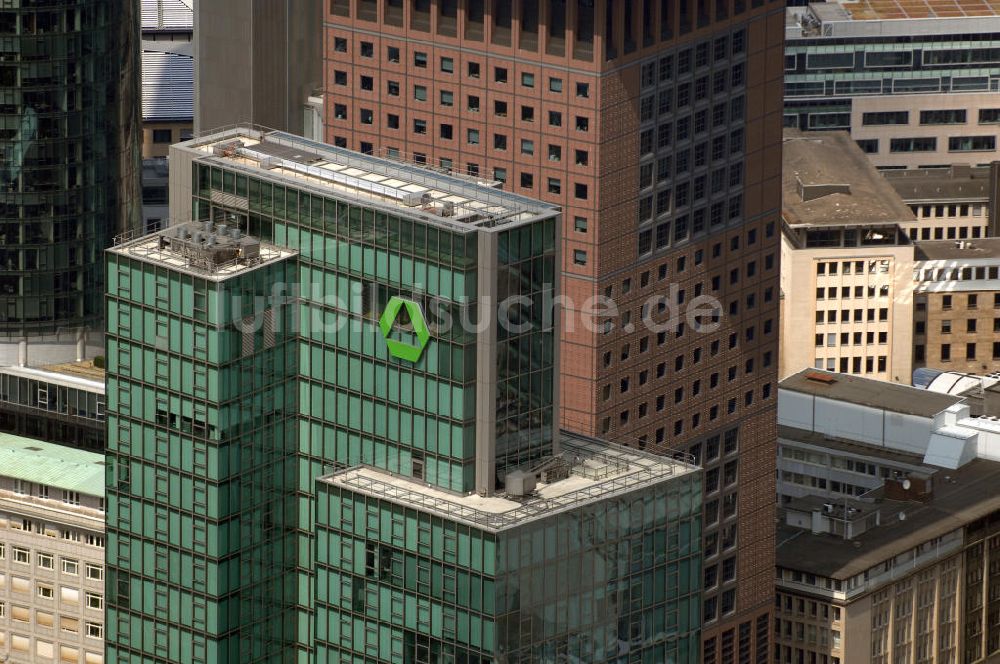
0;434;105;498
142;46;194;123
321;433;698;532
141;0;193;32
179;127;562;231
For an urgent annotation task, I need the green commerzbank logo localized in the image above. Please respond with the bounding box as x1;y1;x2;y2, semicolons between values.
379;296;430;362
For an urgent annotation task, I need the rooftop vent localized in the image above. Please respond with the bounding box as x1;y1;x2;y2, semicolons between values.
804;371;837;384
796;175;851;202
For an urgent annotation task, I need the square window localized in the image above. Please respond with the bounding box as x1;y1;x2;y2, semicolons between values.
467;129;480;144
547;178;561;194
468;62;480;78
520;172;534;188
360;41;374;57
575;149;589;166
521;139;534;155
573;250;587;265
576;82;590;97
548;111;562;126
521;105;535;122
575;183;589;199
521;72;535;88
495;67;508;83
333;70;347;85
387;46;400;62
334;37;348;52
414;52;427;67
440;56;454;73
549;77;563;92
574;216;588;233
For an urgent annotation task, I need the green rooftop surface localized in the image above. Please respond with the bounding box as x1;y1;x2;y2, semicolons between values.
0;433;105;498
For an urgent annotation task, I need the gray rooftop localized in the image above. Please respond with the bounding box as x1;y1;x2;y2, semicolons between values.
884;165;995;204
782;130;916;228
320;433;698;532
780;425;931;470
780;369;963;418
786;1;1000;39
177;127;561;232
778;456;1000;579
914;238;1000;261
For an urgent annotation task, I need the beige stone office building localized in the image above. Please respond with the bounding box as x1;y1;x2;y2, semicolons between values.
913;238;1000;375
776;370;1000;664
885;164;1000;242
0;435;105;663
780;130;916;382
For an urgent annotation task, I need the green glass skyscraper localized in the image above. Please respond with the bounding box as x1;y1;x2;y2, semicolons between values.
0;0;140;336
106;127;702;663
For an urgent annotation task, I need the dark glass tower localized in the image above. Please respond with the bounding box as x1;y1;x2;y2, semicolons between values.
0;0;140;336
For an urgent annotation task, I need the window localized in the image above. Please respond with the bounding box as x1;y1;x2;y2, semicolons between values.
521;72;535;87
440;56;454;73
468;95;480;112
494;67;508;83
387;46;400;62
949;136;996;152
85;593;102;610
549;77;563;92
493;134;507;150
576;116;589;131
13;547;28;564
467;129;480;144
575;183;589;199
37;553;53;569
333;104;347;120
574;216;588;233
333;37;347;52
549;110;562;126
387;114;399;129
414;85;427;101
890;137;937;152
920;109;966;125
151;128;171;144
413;119;427;134
360;108;373;124
333;70;347;85
85;535;103;548
86;622;103;639
62;559;79;575
440;90;454;106
439;123;453;139
37;584;54;599
979;108;1000;124
941;344;951;361
521;105;534;122
862;111;909;126
968;343;977;359
575;149;589;166
520;172;533;188
360;41;374;57
359;75;373;90
468;61;480;78
548;144;561;161
414;51;427;67
520;139;534;155
547;178;561;194
576;82;590;97
573;250;587;265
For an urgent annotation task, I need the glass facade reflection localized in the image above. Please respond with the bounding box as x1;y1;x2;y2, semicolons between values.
106;129;701;662
315;460;703;663
0;0;139;335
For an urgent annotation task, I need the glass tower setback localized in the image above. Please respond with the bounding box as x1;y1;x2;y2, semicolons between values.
107;128;701;662
0;0;140;335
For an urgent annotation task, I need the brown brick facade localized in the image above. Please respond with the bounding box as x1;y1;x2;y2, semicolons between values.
323;1;785;659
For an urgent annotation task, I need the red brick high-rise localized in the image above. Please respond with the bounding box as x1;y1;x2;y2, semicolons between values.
323;1;784;660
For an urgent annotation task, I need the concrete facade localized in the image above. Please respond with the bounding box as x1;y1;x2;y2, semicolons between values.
194;0;322;135
0;436;105;664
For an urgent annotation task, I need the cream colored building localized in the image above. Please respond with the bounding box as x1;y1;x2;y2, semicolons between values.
776;371;1000;664
0;435;105;663
780;130;916;382
884;164;999;242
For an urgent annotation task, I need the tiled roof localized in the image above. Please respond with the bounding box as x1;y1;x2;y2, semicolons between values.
141;0;193;31
142;47;193;122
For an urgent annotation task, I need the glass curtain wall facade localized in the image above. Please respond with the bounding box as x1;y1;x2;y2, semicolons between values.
107;129;701;662
315;470;703;663
0;0;140;335
105;251;302;662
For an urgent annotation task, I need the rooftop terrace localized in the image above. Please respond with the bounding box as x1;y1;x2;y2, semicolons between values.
177;127;560;231
320;433;698;532
787;0;1000;38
